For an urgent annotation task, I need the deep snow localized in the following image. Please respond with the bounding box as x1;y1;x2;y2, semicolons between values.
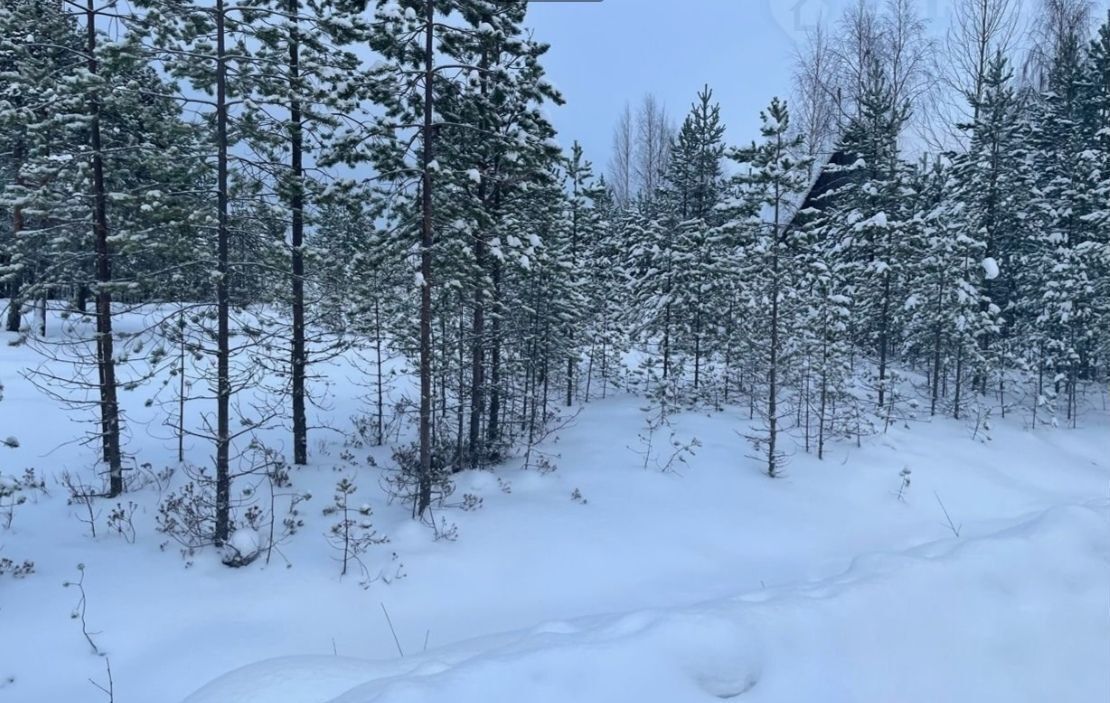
0;307;1108;702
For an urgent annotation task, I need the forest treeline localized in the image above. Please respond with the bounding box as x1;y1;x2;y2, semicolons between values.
0;0;1107;544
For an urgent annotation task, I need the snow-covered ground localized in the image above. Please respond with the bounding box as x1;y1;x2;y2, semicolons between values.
1;308;1108;702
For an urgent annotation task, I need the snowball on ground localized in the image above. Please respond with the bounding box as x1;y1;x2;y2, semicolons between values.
227;528;261;560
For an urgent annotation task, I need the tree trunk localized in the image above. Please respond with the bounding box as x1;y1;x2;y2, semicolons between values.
930;274;944;417
877;266;891;410
468;233;485;469
486;259;502;449
766;209;781;478
416;0;435;517
374;297;384;446
214;0;232;544
86;0;123;497
288;0;308;466
6;161;24;334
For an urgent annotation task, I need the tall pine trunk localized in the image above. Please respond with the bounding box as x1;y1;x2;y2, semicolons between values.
416;0;435;517
214;0;232;544
766;203;781;478
288;0;308;466
85;0;124;496
486;259;502;449
6;150;23;334
374;297;384;445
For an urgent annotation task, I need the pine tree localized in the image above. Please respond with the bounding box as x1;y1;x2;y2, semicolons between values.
360;0;563;508
2;1;204;496
0;0;85;333
138;0;279;542
579;177;626;402
1080;12;1110;414
935;53;1025;417
832;57;912;413
1022;29;1097;426
730;98;813;477
238;0;370;466
624;86;725;397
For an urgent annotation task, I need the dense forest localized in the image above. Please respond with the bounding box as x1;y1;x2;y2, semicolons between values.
1;0;1107;543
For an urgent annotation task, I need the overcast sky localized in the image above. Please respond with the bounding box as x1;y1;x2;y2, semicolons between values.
522;0;984;173
524;0;798;172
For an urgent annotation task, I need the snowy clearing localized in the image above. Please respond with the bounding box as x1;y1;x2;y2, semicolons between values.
0;310;1107;703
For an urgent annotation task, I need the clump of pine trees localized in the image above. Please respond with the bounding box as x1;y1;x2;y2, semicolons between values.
0;0;1107;557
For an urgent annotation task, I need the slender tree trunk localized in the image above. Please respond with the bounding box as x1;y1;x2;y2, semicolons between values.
468;236;485;469
214;0;232;544
723;300;733;403
584;347;594;402
766;213;781;478
565;174;580;407
416;0;435;516
953;345;963;420
818;372;828;460
288;0;308;466
86;0;123;497
877;267;891;410
178;312;186;463
486;259;502;449
75;284;89;313
662;301;671;380
457;307;466;471
438;310;447;430
96;305;109;462
693;304;702;390
1032;348;1044;429
5;282;20;332
6;175;23;333
803;365;811;453
540;356;550;426
998;367;1006;419
600;338;609;399
930;275;944;417
374;297;384;446
36;290;46;337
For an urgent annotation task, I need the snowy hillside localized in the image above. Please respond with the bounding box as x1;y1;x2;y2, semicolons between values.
0;309;1107;703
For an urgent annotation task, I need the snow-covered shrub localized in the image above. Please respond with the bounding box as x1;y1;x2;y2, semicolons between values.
0;475;26;531
106;501;138;543
383;442;455;517
896;467;912;502
126;462;175;496
520;407;579;473
629;360;700;474
61;471;102;538
260;454;310;567
156;469;217;551
457;493;483;512
157;454;280;563
431;516;458;542
324;478;387;580
0;555;34;578
1;469;44;530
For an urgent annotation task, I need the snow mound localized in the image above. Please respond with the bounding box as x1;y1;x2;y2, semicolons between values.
222;528;262;567
183;503;1110;703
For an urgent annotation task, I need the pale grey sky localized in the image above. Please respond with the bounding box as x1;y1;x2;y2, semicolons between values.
522;0;1025;170
526;0;800;170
